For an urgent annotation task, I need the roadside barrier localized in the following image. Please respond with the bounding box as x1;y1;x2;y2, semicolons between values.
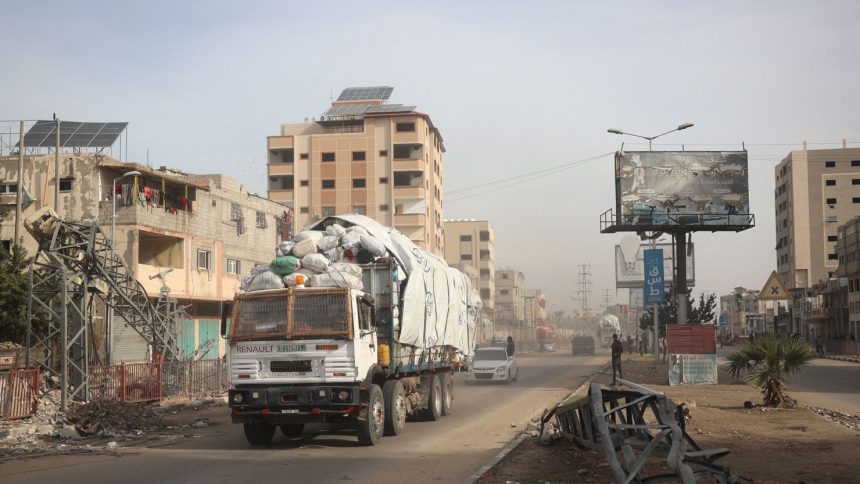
0;368;40;420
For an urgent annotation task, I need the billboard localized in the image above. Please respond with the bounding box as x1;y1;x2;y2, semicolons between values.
615;242;695;289
615;151;751;229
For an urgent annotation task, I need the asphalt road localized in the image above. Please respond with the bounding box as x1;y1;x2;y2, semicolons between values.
1;350;608;484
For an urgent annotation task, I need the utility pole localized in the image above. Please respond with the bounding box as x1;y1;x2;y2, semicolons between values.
53;114;60;212
602;289;613;311
576;264;592;313
14;120;24;243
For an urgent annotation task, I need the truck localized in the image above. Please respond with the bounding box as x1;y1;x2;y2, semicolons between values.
536;326;556;352
597;314;621;347
223;215;481;446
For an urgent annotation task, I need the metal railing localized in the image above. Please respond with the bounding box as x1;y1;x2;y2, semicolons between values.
824;339;860;357
600;208;755;233
90;363;163;403
0;368;40;420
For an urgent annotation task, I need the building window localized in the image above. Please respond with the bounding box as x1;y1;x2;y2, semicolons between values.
480;269;490;280
352;178;366;188
827;198;837;205
828;235;838;242
460;254;472;261
853;197;860;204
322;179;335;189
269;175;294;190
300;207;309;214
300;153;309;160
300;180;309;187
379;150;388;157
352;206;366;215
500;289;510;295
396;122;415;132
322;152;335;162
481;288;490;300
60;178;74;192
480;230;490;241
828;253;839;260
480;249;490;261
853;179;860;185
0;183;18;194
825;161;836;168
501;273;508;279
826;179;836;186
322;206;335;217
273;148;294;164
853;160;860;167
197;249;211;271
460;235;472;242
379;204;389;212
230;203;242;221
226;258;240;274
379;177;389;184
256;211;267;228
352;151;366;162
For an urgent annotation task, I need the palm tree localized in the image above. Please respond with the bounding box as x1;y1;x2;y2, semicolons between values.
725;335;815;407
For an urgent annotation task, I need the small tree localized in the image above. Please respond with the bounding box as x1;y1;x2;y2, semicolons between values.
726;335;815;407
0;242;32;343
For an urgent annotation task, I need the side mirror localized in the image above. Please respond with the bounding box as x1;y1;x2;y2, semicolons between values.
221;302;233;338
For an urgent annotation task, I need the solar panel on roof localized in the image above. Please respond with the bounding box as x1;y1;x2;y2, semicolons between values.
323;103;374;117
336;86;393;102
365;104;416;114
22;120;128;148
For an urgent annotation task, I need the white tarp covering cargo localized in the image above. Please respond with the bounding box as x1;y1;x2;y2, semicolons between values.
307;215;481;355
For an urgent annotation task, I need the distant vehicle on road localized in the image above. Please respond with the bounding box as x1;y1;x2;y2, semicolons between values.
466;347;518;384
597;314;621;347
571;336;596;355
537;326;556;352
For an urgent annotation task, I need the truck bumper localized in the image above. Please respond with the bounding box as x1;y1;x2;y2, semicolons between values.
229;384;362;424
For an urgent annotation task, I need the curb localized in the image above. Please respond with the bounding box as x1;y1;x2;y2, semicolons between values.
820;355;860;364
464;362;610;484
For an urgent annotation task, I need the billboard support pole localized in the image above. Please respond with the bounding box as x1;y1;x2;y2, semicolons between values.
676;233;688;325
651;237;659;362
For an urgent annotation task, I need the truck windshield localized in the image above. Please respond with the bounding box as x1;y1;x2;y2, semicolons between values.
474;349;508;361
232;288;352;341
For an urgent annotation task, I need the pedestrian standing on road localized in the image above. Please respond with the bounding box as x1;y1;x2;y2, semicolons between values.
626;334;633;354
610;334;624;385
815;334;824;356
506;336;515;357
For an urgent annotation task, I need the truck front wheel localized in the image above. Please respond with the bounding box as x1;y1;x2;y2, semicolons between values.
357;384;385;446
383;380;406;436
280;424;304;438
243;422;275;446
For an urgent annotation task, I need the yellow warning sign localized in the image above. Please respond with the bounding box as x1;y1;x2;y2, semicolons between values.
758;271;789;301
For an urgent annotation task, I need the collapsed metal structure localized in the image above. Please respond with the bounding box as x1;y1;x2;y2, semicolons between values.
540;381;737;484
24;207;182;410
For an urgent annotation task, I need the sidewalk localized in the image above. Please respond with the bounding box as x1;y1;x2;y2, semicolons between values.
480;354;860;483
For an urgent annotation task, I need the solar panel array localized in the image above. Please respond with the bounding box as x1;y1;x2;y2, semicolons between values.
323;103;375;117
366;104;416;114
23;120;127;148
336;86;394;102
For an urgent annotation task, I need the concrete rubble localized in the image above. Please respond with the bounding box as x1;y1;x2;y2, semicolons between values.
807;406;860;431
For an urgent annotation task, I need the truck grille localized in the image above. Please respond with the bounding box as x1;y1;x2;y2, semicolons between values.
270;360;312;373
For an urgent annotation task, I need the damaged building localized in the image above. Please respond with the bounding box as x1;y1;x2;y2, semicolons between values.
0;148;287;363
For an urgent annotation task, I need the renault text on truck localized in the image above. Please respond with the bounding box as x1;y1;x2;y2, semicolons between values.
223;215;481;446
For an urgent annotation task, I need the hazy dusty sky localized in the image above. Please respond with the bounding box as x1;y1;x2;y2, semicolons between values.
3;1;859;314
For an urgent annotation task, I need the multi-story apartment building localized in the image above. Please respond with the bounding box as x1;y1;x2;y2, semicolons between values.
524;289;547;326
774;145;860;336
837;216;860;339
0;153;286;362
443;219;495;324
266;86;445;255
495;269;525;335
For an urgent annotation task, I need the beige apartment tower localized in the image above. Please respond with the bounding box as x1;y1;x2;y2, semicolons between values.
774;145;860;336
443;219;495;323
266;86;445;255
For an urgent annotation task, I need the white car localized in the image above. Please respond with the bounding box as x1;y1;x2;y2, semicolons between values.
466;347;518;384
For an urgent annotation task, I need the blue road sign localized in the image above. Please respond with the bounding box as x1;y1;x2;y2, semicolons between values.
643;249;665;305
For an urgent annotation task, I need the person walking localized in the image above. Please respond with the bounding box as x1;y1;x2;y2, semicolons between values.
610;333;624;385
815;334;824;357
626;334;633;354
506;336;515;357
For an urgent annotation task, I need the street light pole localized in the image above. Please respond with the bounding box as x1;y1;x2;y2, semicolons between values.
607;123;694;151
107;170;141;364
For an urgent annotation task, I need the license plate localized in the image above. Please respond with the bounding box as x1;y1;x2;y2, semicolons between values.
281;409;298;414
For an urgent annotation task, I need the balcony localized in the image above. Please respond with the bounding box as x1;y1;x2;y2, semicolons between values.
267;136;293;150
103;201;194;234
393;213;424;226
268;164;294;176
393;143;424;161
393;186;426;199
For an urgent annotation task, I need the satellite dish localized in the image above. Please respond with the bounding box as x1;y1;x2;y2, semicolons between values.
620;235;640;271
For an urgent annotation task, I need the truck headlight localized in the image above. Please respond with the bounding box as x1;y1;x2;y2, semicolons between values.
337;390;350;401
232;393;244;404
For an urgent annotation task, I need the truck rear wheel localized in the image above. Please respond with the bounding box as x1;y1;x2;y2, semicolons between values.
383;380;406;436
440;372;454;416
424;374;442;421
243;422;275;446
357;384;385;446
280;424;304;438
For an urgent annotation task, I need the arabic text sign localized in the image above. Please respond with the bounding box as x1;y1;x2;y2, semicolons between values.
643;249;665;304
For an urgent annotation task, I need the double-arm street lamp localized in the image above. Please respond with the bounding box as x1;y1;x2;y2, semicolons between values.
607;123;694;151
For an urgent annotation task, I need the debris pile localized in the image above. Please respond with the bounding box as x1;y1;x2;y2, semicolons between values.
68;400;168;436
807;406;860;431
241;223;391;293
